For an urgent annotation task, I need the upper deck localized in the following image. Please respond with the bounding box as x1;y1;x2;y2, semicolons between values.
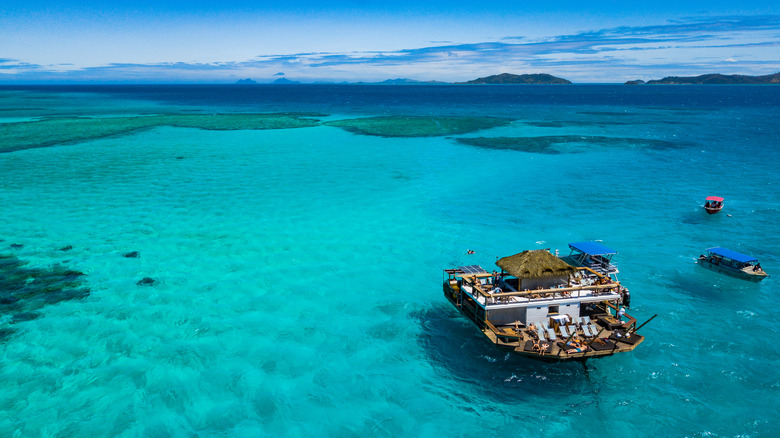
445;265;621;309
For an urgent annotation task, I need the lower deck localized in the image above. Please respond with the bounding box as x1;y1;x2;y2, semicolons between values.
485;318;643;361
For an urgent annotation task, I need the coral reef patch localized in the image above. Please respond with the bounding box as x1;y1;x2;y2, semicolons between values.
0;252;90;340
454;135;679;154
0;113;323;153
326;116;512;137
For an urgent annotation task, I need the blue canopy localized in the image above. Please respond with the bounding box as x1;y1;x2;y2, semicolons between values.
568;241;617;256
706;247;758;263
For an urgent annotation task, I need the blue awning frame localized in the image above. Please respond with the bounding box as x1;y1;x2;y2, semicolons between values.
705;247;758;263
568;241;617;256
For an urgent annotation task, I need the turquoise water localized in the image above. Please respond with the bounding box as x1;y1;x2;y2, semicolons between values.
1;85;778;436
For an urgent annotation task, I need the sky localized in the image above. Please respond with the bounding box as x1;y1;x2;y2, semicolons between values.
1;1;779;83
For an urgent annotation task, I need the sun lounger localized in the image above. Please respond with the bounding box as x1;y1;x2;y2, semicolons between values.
559;325;570;338
588;323;601;337
536;325;547;341
546;328;557;341
567;325;577;337
582;324;594;337
524;340;552;354
581;316;591;326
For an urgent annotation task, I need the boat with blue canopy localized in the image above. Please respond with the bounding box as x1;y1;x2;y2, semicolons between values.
697;247;768;282
561;241;630;307
563;241;619;277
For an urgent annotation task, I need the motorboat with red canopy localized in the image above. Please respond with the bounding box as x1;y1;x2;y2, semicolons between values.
704;196;724;214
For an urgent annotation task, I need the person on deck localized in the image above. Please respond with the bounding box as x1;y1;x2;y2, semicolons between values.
565;339;588;353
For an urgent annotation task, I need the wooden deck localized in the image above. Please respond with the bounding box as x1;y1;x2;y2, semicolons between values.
484;321;643;361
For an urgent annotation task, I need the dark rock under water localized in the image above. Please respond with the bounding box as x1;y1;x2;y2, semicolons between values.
0;252;90;340
136;277;156;286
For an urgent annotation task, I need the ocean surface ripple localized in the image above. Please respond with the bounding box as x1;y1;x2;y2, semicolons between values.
1;85;778;437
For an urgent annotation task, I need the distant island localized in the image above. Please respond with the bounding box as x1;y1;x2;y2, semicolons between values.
456;73;571;84
358;78;447;85
625;72;780;85
236;72;571;85
272;77;301;85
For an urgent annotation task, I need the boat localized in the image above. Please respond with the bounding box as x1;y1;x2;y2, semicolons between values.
697;247;769;282
704;196;724;214
560;241;630;307
443;249;655;362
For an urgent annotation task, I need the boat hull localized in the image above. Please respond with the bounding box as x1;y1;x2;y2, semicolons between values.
704;206;722;214
697;259;768;282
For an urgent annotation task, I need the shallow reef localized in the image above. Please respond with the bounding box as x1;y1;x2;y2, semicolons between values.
0;252;89;341
326;116;512;137
455;135;679;154
522;120;637;128
0;113;323;153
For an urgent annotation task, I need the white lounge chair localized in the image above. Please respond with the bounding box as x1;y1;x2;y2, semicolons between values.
582;324;594;337
535;324;547;341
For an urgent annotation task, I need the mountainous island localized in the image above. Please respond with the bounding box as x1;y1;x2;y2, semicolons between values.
456;73;571;84
626;72;780;85
357;78;448;85
272;77;301;84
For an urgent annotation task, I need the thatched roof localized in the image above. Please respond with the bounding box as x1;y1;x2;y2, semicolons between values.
496;250;576;278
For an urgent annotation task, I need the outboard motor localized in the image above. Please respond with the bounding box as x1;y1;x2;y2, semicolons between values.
621;287;631;308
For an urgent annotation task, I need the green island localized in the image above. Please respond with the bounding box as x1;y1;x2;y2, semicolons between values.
626;72;780;85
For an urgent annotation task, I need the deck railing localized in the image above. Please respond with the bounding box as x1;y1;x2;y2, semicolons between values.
450;267;624;306
471;282;621;305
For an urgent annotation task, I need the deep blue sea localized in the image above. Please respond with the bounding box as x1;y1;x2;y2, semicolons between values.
1;84;778;437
